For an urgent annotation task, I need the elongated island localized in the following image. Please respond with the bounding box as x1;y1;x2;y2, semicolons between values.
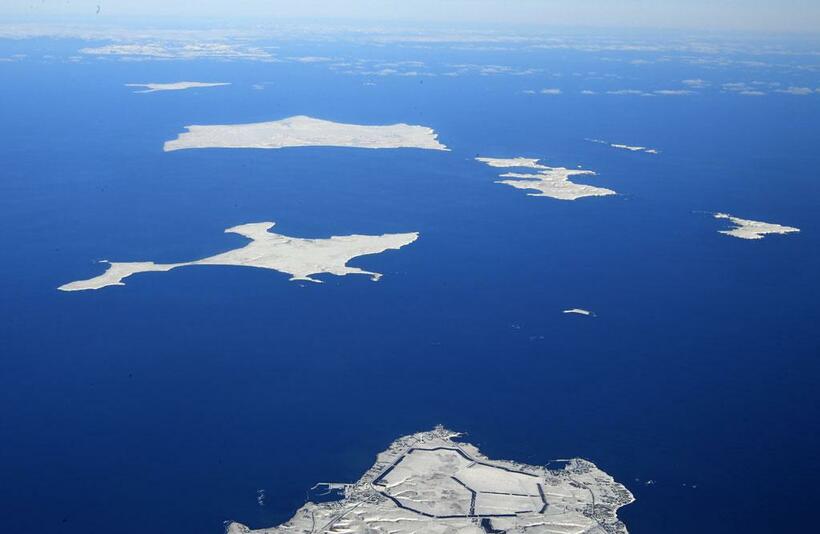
59;222;418;291
164;115;449;152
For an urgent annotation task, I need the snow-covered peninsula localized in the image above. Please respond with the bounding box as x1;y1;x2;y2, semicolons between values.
226;426;634;534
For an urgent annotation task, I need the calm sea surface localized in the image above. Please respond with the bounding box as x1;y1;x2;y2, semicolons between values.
1;37;818;533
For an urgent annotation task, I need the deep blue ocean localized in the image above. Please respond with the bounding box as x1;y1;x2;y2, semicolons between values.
1;35;819;533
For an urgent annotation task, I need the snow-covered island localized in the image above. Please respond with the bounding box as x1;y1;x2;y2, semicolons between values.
163;115;448;152
714;213;800;240
58;222;418;291
586;138;659;154
564;308;594;316
226;426;633;534
125;81;231;93
476;157;616;200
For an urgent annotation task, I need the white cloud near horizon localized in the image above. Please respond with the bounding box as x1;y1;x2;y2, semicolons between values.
775;86;815;95
682;78;710;88
3;0;820;33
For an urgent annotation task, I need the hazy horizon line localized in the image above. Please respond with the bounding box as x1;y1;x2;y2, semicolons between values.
2;15;820;40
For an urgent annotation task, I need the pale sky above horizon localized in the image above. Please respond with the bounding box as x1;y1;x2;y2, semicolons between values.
2;0;819;33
